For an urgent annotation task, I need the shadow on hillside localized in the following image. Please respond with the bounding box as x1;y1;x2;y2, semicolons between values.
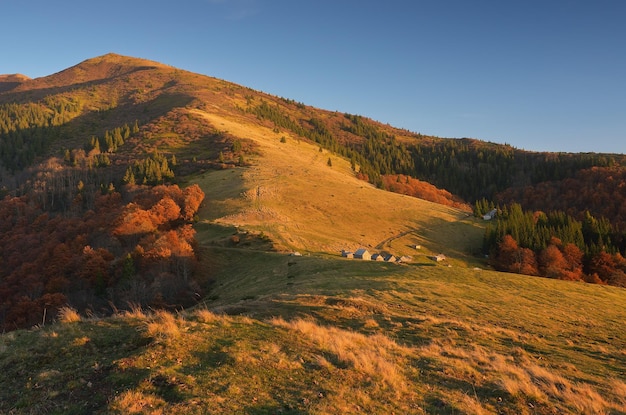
0;65;159;103
404;216;485;264
1;91;194;192
245;403;312;415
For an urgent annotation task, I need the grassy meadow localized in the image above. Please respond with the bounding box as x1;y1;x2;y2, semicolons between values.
2;255;625;414
2;106;626;414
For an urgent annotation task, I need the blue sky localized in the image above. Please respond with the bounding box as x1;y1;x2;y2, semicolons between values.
2;0;625;154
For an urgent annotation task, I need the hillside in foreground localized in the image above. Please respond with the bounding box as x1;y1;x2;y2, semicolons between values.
1;54;626;414
2;253;625;414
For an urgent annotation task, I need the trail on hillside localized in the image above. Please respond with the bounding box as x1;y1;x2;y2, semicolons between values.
374;227;419;250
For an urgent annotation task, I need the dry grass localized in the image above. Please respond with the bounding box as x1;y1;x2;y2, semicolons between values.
57;306;81;323
611;378;626;407
363;318;379;328
457;393;492;415
271;317;409;394
525;362;609;413
71;336;90;346
145;310;181;341
121;304;148;320
190;109;481;258
110;390;165;414
418;337;615;414
192;308;224;324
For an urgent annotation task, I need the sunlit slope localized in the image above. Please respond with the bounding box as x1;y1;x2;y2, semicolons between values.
189;109;483;262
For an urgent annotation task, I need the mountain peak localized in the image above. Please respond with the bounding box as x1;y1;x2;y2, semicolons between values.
78;52;172;69
54;53;171;83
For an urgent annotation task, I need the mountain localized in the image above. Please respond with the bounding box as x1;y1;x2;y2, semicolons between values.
1;54;626;414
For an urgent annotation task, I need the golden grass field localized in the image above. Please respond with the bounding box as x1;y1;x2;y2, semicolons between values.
189;108;483;263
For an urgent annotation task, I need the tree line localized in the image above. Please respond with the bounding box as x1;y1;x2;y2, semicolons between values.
0;97;83;171
483;203;626;287
249;100;625;203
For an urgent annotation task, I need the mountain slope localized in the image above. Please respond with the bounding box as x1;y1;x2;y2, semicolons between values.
1;54;626;414
0;74;30;93
2;251;625;414
188;109;481;258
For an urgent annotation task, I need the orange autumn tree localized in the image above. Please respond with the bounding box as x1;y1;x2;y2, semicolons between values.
182;184;205;220
560;242;585;281
149;196;181;227
382;174;470;210
492;235;538;276
112;184;205;308
539;244;569;280
587;251;626;287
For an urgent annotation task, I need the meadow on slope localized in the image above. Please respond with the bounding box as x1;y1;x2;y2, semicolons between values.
2;253;625;414
1;55;626;414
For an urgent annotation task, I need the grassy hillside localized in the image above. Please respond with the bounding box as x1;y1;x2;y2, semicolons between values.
2;54;626;414
2;256;625;414
187;109;481;260
3;84;626;414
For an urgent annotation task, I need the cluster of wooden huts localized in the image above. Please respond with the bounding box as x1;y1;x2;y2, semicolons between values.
341;248;411;263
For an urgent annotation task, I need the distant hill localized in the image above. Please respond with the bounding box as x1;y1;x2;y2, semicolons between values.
2;53;624;202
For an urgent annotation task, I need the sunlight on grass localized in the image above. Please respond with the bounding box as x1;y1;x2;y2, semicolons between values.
419;337;616;414
271;317;409;395
110;390;166;414
71;336;90;347
121;304;148;320
57;306;81;323
192;308;224;324
190;109;481;256
611;378;626;407
145;310;181;342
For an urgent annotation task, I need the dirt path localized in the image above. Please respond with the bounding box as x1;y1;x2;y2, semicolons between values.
374;227;419;250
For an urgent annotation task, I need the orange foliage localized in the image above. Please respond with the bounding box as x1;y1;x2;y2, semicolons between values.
539;245;570;280
561;243;584;281
149;196;181;226
182;184;204;220
493;232;625;285
497;166;626;229
0;183;205;332
113;203;158;236
382;174;471;211
588;251;626;287
492;235;538;276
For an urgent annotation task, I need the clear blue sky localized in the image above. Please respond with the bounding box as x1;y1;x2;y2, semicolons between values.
2;0;625;154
